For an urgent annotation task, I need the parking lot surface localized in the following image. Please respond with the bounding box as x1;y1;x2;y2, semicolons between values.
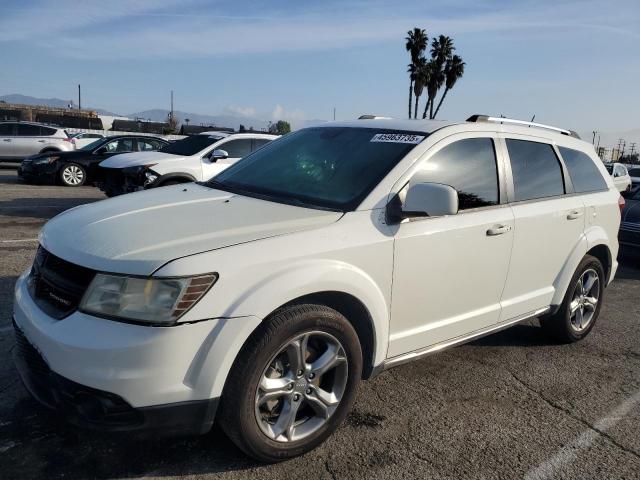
1;168;639;479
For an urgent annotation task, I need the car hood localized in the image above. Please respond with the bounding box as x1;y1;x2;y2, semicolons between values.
99;151;182;168
40;183;342;275
26;150;86;161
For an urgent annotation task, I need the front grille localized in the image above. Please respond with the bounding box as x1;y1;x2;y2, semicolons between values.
29;246;96;319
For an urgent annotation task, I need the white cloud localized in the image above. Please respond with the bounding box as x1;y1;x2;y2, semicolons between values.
224;105;257;118
272;104;306;128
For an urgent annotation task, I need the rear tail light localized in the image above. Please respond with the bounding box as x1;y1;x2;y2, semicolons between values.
618;195;625;215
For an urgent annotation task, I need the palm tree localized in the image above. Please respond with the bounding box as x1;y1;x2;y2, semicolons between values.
432;55;465;119
430;35;454;68
422;60;444;119
405;28;427;118
413;58;428;119
407;63;417;120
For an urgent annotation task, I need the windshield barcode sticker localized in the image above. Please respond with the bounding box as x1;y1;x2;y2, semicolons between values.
370;133;425;144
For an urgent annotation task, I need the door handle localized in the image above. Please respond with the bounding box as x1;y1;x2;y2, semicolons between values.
486;225;512;236
37;140;45;143
567;210;583;220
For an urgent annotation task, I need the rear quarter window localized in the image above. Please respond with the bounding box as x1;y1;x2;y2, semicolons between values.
558;147;608;193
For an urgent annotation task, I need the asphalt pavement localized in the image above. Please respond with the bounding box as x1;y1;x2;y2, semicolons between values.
0;168;639;479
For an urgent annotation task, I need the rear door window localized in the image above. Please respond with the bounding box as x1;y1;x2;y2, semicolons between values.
219;139;252;158
40;127;57;136
414;137;499;210
16;124;42;136
558;147;608;193
252;139;271;152
506;139;565;201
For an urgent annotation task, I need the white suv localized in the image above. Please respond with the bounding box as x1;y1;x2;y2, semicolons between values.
0;121;74;160
97;131;277;196
12;116;621;461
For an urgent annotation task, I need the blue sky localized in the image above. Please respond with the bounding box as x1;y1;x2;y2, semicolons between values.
1;0;639;136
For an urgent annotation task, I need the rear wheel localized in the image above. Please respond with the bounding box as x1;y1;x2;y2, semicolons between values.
219;304;362;462
59;163;86;187
541;255;604;342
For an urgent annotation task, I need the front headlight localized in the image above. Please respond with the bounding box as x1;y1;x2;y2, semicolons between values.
80;273;218;325
144;170;159;185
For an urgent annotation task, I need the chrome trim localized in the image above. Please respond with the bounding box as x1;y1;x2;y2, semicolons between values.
382;307;550;369
468;115;579;138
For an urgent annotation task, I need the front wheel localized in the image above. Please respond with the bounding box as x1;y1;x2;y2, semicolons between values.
219;304;362;462
541;255;605;342
59;163;86;186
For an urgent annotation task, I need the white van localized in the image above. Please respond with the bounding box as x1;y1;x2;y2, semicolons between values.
13;116;621;461
97;132;277;196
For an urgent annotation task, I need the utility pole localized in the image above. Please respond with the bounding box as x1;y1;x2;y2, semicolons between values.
333;107;336;121
170;90;174;121
630;143;637;155
78;84;81;110
596;134;601;150
592;130;598;144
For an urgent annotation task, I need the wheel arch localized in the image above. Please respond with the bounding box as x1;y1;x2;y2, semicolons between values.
39;147;61;154
153;173;196;187
281;291;377;379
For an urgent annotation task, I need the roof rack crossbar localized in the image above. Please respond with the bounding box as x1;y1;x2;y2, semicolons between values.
466;115;580;139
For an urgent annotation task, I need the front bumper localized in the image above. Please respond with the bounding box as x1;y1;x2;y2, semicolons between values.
12;271;259;434
18;161;57;183
13;319;218;435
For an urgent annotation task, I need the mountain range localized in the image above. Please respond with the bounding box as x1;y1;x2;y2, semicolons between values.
0;94;321;131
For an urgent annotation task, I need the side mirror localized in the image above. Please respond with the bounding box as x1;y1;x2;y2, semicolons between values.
387;182;458;223
209;149;228;162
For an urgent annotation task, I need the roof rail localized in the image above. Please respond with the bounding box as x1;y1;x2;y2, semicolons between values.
358;115;393;120
466;115;580;139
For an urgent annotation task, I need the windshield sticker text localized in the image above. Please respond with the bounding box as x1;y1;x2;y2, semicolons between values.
370;133;425;144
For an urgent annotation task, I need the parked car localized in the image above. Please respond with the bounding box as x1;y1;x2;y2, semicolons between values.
0;121;73;161
68;132;105;149
18;135;169;186
13;116;620;461
619;186;640;248
627;166;640;189
97;132;278;196
604;162;631;192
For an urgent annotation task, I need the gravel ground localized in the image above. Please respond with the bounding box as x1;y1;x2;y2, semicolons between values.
0;168;639;479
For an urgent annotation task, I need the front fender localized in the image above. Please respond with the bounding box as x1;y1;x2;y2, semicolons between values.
220;259;390;366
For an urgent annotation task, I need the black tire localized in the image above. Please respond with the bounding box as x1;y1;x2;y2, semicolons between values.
540;254;605;343
59;163;87;187
218;304;362;462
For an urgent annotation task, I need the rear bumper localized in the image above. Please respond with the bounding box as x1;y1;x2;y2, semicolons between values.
13;319;218;435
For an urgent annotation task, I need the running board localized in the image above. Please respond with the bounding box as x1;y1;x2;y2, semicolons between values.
382;307;550;370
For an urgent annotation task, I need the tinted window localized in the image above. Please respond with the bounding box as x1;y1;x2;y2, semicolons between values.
160;134;222;156
137;138;159;151
40;127;57;136
604;164;614;174
0;124;14;135
252;139;271;151
414;138;499;210
220;139;252;158
210;127;424;211
17;124;41;136
507;139;564;201
559;147;608;193
628;168;640;177
104;138;134;153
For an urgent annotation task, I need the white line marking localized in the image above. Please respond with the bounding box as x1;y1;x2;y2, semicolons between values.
525;389;640;479
1;238;38;243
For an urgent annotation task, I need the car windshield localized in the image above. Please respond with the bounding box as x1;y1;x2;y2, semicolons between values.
79;137;109;151
206;127;426;211
160;134;223;156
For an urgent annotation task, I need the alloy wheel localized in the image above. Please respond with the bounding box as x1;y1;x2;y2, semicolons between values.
570;268;600;332
254;331;348;443
62;165;84;185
